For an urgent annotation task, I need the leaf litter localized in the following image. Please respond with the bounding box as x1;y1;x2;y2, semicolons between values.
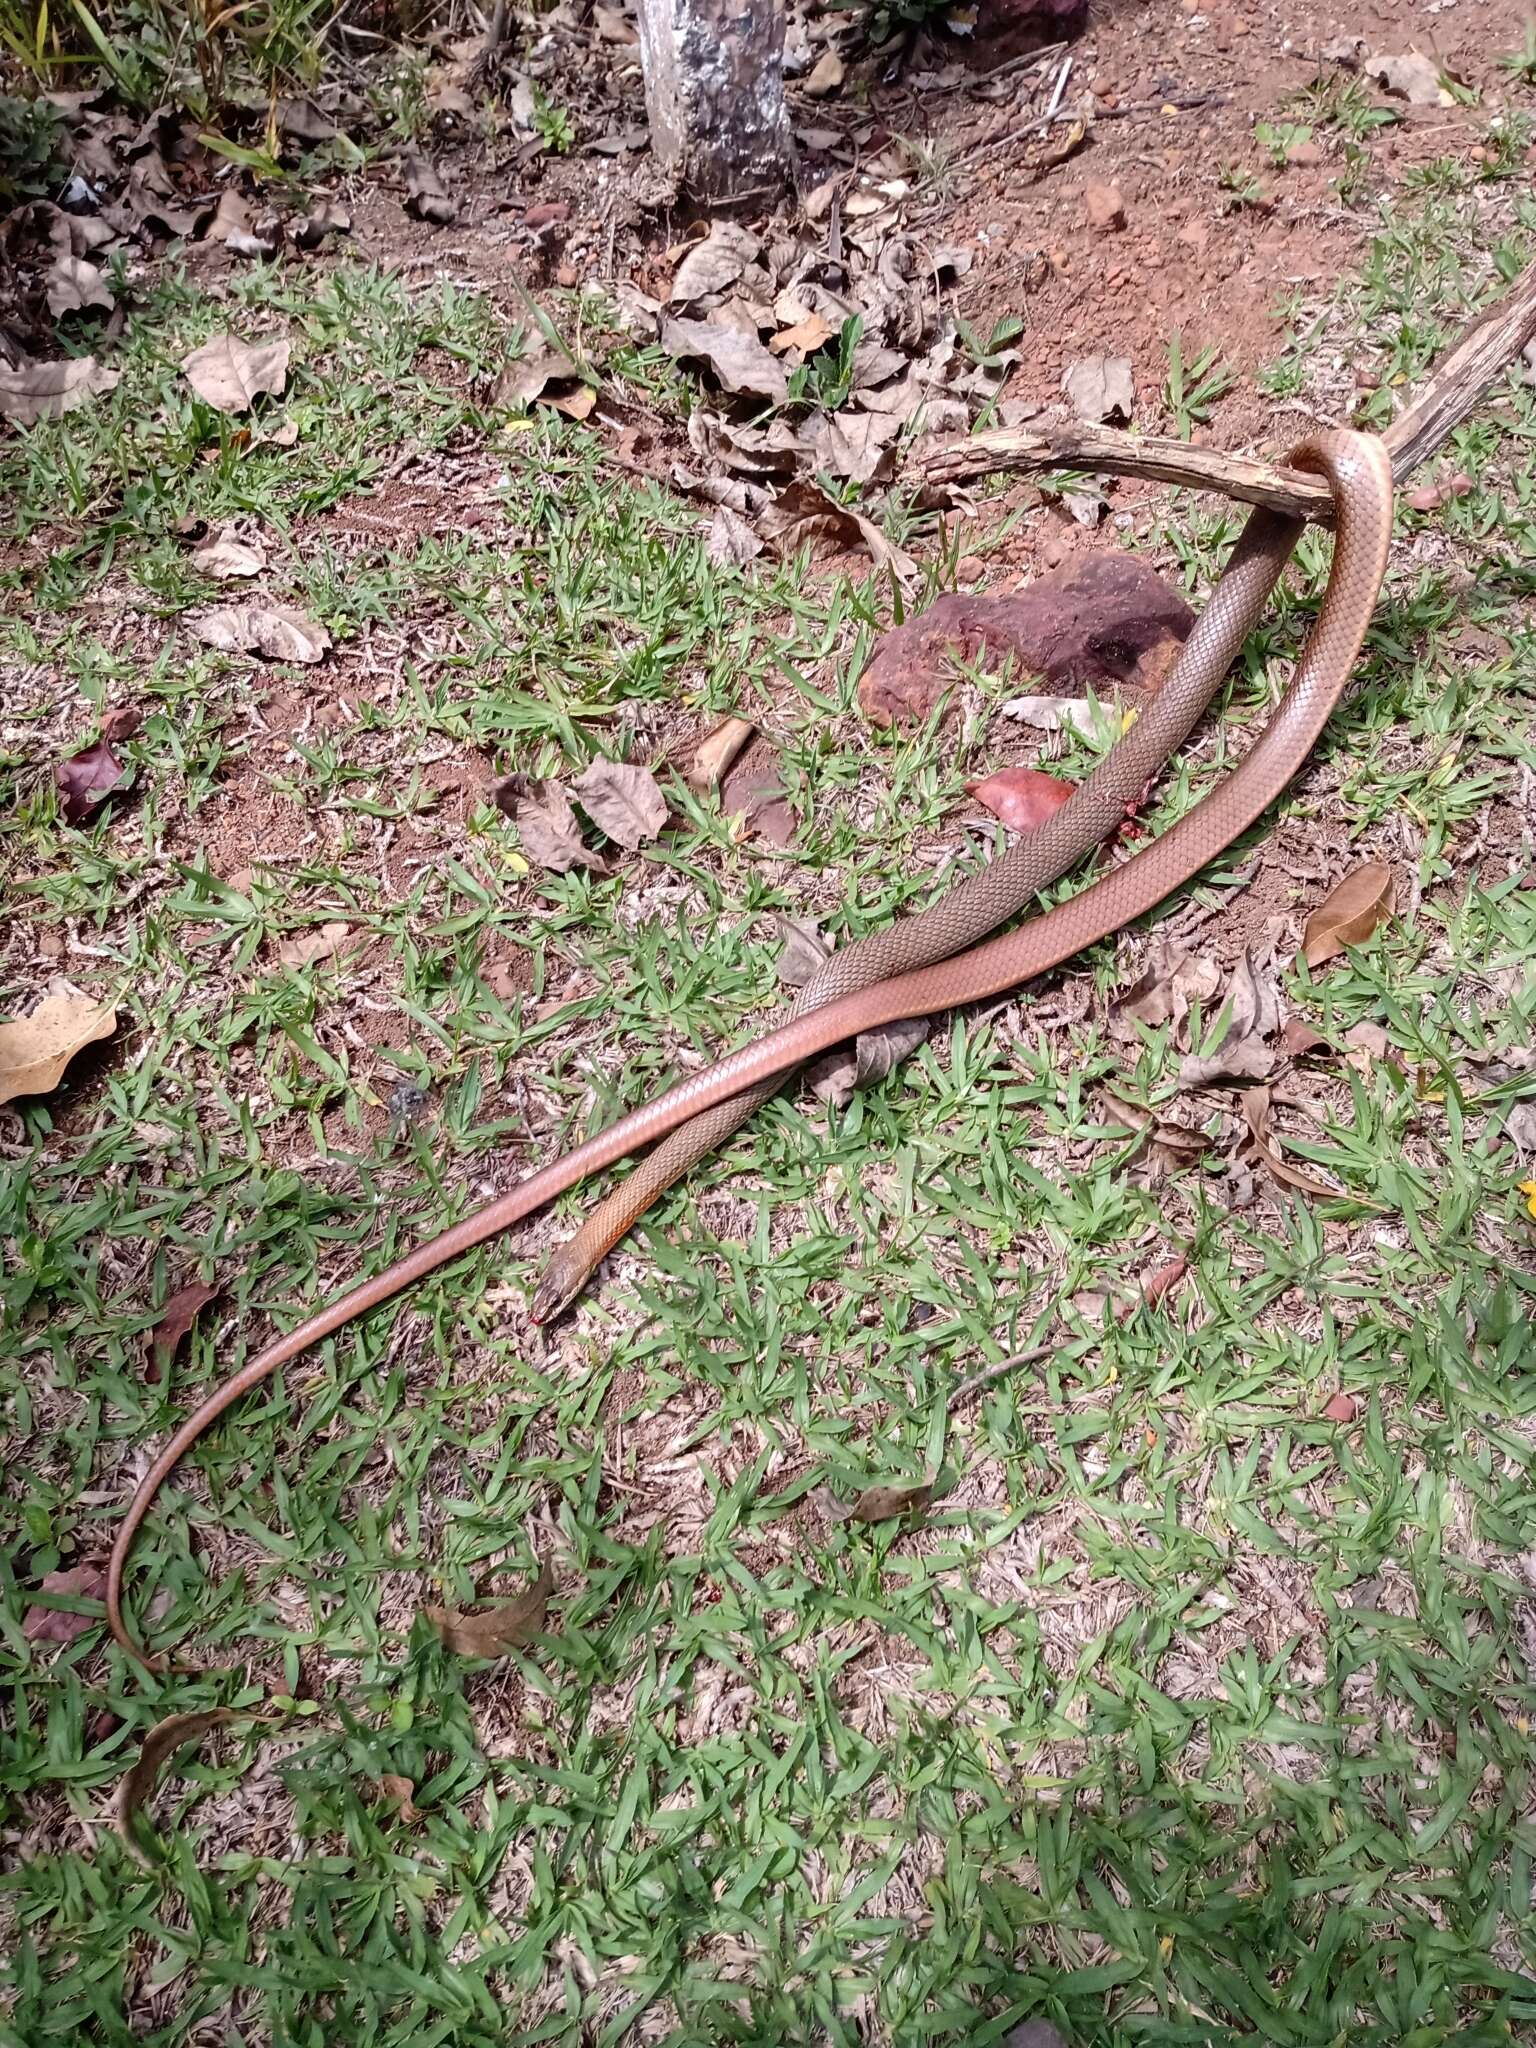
0;983;118;1106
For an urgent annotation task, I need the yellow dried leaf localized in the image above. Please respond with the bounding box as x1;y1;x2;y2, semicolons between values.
0;980;117;1106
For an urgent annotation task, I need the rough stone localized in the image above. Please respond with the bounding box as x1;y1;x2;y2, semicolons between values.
1084;180;1126;231
856;555;1195;730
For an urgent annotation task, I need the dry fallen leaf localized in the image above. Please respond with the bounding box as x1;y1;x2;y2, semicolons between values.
809;1014;930;1110
46;252;114;318
572;758;668;850
1177;952;1281;1088
1112;948;1222;1037
1321;1390;1360;1423
670;221;762;303
275;921;353;968
56;735;130;825
141;1280;219;1383
425;1556;553;1656
966;766;1075;834
1300;861;1395;969
23;1563;107;1646
815;1477;932;1524
1280;1017;1331;1059
805;48;846;96
403;151;457;224
721;736;797;850
117;1709;246;1855
0;981;117;1107
190;604;330;664
1343;1020;1391;1074
999;693;1109;740
1242;1085;1340;1200
493;774;605;874
769;312;836;356
190;524;268;580
706;502;764;566
206;187;279;258
757;477;918;585
776;916;833;989
1063;353;1134;425
660;316;788;403
685;715;756;795
377;1773;421;1822
0;355;120;425
181;333;291;414
1363;48;1451;104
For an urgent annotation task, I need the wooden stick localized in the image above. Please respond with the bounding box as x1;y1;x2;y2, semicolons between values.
914;261;1536;521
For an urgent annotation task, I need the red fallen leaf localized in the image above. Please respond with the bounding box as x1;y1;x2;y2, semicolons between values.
1321;1390;1359;1423
1138;1254;1189;1308
56;737;131;825
100;706;144;744
23;1562;107;1645
966;766;1076;833
1280;1018;1330;1059
141;1280;220;1384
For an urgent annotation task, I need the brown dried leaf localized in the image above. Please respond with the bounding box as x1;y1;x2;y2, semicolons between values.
815;1477;932;1524
809;1014;930;1109
181;333;291;414
190;604;330;663
46;252;114;317
377;1773;421;1821
22;1563;108;1646
768;312;835;356
56;736;130;825
0;355;120;425
275;921;353;968
721;737;797;849
1344;1020;1390;1074
706;503;764;566
0;981;117;1107
425;1556;553;1656
1321;1390;1360;1423
100;706;143;745
403;151;457;225
1112;949;1222;1037
685;715;756;794
670;222;761;302
206;187;279;258
117;1709;245;1853
141;1280;219;1383
1241;1085;1340;1200
757;478;918;585
966;766;1075;834
776;916;832;989
1177;952;1280;1088
572;758;668;850
493;775;605;874
1280;1017;1330;1059
660;316;788;403
1300;861;1395;969
1063;353;1133;424
190;524;267;580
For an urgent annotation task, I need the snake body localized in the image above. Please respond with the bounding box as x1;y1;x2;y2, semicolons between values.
105;431;1393;1665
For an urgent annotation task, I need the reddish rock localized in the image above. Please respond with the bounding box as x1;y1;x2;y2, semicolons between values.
856;554;1195;731
524;201;571;233
1084;181;1126;232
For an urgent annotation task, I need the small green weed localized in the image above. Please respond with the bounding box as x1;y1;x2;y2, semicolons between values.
1162;330;1237;437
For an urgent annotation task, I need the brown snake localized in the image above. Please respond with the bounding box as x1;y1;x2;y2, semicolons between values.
106;430;1393;1665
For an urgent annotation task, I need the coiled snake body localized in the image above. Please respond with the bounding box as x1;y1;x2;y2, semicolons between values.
106;430;1394;1665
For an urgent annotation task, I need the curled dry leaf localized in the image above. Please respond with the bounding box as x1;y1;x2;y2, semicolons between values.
0;355;120;425
670;221;761;302
1300;861;1395;969
190;524;268;580
1241;1085;1340;1200
493;775;605;874
776;916;832;989
809;1014;930;1110
757;477;918;586
660;316;788;403
181;333;291;414
23;1563;108;1646
1134;1254;1189;1311
377;1773;421;1822
1280;1017;1330;1059
706;503;764;567
206;188;279;258
685;715;755;795
0;981;117;1107
141;1280;219;1384
571;758;668;850
117;1708;254;1857
56;736;130;825
191;604;330;664
425;1556;553;1657
1112;948;1221;1037
1000;693;1108;740
403;151;457;225
46;253;114;318
1063;353;1134;425
275;920;353;968
1177;952;1280;1088
966;766;1075;834
815;1477;932;1524
769;312;835;356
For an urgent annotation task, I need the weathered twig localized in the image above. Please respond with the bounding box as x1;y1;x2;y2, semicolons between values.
915;260;1536;521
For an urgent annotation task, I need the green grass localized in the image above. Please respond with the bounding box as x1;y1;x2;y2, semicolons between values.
3;162;1536;2048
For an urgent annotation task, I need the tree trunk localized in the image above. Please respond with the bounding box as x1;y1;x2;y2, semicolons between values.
636;0;793;205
